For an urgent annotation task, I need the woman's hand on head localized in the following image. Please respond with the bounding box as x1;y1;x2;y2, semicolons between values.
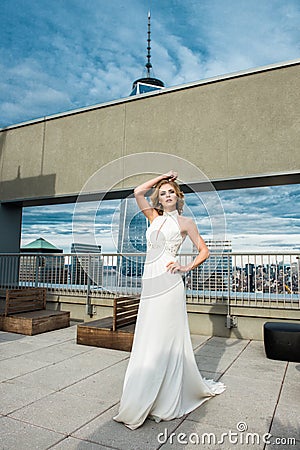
163;170;178;181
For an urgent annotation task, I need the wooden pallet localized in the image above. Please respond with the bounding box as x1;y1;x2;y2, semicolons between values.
77;295;139;351
0;288;70;336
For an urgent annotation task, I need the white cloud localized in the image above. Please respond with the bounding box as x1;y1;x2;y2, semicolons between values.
1;0;300;127
228;233;300;253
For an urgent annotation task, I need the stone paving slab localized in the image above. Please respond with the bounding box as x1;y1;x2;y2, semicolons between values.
0;325;298;450
0;353;54;382
20;341;95;364
194;339;248;374
0;343;34;361
194;337;249;374
186;340;291;441
198;370;223;381
190;334;210;349
282;361;300;392
188;375;280;435
10;390;112;435
198;336;246;347
265;438;300;450
72;404;183;450
195;354;237;373
220;372;285;400
270;398;300;442
0;337;64;360
62;359;128;403
265;443;299;450
0;331;27;341
0;415;64;450
195;342;248;358
0;378;55;415
51;436;115;449
225;340;288;382
275;363;300;445
13;348;128;391
196;335;247;349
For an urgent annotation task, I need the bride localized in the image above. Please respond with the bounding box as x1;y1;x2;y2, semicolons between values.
113;170;225;430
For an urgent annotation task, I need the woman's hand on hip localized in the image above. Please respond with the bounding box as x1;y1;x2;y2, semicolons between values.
166;261;193;274
166;261;183;274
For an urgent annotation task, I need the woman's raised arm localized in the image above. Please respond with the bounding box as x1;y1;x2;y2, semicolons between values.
134;171;177;222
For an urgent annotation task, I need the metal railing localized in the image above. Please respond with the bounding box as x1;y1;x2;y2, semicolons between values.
0;252;299;310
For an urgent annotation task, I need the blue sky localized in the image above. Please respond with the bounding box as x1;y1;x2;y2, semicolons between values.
1;0;299;253
1;0;300;127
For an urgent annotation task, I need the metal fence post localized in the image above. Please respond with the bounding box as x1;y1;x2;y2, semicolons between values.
86;254;92;316
34;255;39;288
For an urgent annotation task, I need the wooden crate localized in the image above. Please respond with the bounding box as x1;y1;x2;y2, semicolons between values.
1;310;70;336
77;317;135;352
5;288;46;315
77;296;139;351
0;288;70;335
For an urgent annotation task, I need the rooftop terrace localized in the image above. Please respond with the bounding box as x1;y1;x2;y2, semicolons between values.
0;325;299;449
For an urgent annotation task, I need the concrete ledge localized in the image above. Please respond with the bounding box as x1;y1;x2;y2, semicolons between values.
46;293;300;341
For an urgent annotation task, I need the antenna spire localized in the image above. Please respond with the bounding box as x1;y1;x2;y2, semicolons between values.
145;11;152;77
130;11;165;95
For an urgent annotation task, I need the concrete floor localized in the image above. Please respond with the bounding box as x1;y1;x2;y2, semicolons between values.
0;325;299;450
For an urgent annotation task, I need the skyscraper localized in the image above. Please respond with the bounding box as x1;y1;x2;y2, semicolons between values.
117;198;148;282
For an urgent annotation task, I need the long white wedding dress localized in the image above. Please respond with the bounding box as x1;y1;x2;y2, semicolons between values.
113;209;225;430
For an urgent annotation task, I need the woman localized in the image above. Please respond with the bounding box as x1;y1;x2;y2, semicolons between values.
113;171;225;430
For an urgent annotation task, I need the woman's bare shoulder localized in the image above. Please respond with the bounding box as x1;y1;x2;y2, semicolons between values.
178;214;194;223
177;215;195;231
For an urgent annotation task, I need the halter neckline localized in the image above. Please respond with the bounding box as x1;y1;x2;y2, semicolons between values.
163;209;179;217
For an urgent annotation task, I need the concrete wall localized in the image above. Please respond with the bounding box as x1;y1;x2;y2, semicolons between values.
0;204;22;252
1;61;299;203
46;293;300;341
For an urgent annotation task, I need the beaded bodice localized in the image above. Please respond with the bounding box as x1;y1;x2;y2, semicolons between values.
146;210;183;258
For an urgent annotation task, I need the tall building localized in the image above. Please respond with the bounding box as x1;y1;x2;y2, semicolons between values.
190;240;233;293
71;243;103;286
117;198;148;281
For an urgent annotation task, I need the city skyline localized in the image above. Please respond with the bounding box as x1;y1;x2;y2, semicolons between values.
21;184;300;254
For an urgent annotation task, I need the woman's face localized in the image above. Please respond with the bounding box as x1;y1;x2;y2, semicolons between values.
158;183;178;210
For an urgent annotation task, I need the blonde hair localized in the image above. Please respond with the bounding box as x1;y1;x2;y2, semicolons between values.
150;180;184;215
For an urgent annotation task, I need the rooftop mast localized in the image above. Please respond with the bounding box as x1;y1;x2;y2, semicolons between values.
145;11;152;77
130;11;164;95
